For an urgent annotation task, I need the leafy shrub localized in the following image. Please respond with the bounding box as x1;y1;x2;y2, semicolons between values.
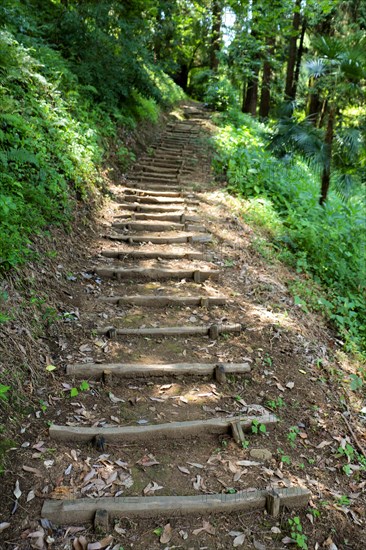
204;74;239;111
213;110;366;353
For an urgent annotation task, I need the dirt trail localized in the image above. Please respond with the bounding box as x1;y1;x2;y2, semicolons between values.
1;103;365;549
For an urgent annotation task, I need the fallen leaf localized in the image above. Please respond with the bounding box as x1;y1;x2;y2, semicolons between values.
109;392;125;404
73;536;88;550
187;462;204;469
323;537;338;550
27;490;35;502
0;523;10;533
143;481;163;495
137;454;159;467
271;526;281;534
14;480;22;500
23;465;42;477
160;523;172;544
316;440;332;449
179;529;188;540
233;533;245;547
286;382;294;389
253;541;266;550
193;520;216;536
178;466;190;475
193;474;203;490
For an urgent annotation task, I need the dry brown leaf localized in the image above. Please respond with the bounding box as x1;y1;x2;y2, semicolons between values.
73;536;87;550
178;466;190;475
0;523;11;533
137;454;159;467
143;481;163;495
193;520;216;536
316;440;332;449
23;465;42;477
160;523;172;544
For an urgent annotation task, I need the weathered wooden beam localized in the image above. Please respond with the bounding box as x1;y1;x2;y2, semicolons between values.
118;203;197;213
49;414;276;443
101;249;206;260
122;187;184;197
96;323;241;338
41;487;311;525
111;221;206;232
94;267;219;281
106;233;212;244
98;295;225;307
114;212;200;222
67;361;250;379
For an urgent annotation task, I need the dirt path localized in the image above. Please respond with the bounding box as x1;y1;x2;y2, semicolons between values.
1;103;365;549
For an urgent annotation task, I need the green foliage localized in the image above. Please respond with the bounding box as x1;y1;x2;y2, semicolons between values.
251;419;267;435
213;110;366;355
70;380;90;397
0;1;184;271
288;516;308;549
0;384;10;401
203;73;239;111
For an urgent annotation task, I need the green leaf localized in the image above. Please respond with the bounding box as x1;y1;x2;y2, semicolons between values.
70;387;79;397
153;527;163;536
46;364;56;372
79;380;90;392
349;374;363;391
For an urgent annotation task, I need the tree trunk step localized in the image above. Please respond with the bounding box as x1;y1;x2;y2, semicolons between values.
106;233;212;244
41;486;310;524
114;212;200;222
98;295;225;307
66;361;249;379
111;221;206;232
94;267;219;281
122;187;186;197
101;249;207;260
96;323;241;338
122;195;199;205
49;413;276;443
118;203;197;213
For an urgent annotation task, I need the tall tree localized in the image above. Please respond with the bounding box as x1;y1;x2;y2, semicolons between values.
284;0;301;99
210;0;223;70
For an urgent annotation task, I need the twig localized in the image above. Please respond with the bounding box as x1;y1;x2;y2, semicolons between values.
339;411;366;460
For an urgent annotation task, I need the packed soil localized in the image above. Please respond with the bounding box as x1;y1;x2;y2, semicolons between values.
0;102;365;550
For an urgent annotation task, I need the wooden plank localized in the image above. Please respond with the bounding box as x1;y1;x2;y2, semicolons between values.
49;414;277;443
101;250;206;260
115;212;200;222
94;267;219;281
41;487;311;524
122;187;184;197
96;323;241;337
122;194;186;204
118;203;197;213
66;361;250;379
98;295;225;307
106;234;212;244
111;221;206;232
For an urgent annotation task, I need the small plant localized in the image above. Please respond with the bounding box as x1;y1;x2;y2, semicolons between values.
278;448;291;464
251;419;267;435
153;527;163;537
336;495;350;506
262;353;273;367
288;516;308;549
0;384;10;402
266;397;285;410
70;380;90;397
241;439;250;450
307;507;321;520
287;426;300;448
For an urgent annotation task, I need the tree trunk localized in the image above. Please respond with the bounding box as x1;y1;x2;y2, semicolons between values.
307;78;321;124
210;0;222;71
242;66;259;116
174;64;189;91
284;0;301;99
292;17;306;99
319;106;335;205
259;39;275;118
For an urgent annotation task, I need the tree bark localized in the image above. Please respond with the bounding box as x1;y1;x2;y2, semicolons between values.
174;64;189;91
210;0;222;71
242;65;259;116
259;39;275;118
284;0;301;99
307;78;321;124
292;17;306;99
319;106;335;205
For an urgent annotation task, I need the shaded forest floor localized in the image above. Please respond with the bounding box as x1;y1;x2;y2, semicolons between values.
0;102;365;549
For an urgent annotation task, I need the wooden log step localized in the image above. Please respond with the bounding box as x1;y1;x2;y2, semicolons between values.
94;267;219;281
122;187;185;197
118;203;198;213
129;173;179;182
98;295;226;307
124;183;194;192
111;221;206;233
67;361;249;379
101;249;207;260
96;323;241;338
49;413;276;443
107;233;211;244
41;486;311;524
122;195;199;205
115;212;200;222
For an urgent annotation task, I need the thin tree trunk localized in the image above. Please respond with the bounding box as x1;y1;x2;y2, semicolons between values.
307;78;321;124
285;0;301;99
292;17;306;99
210;0;222;71
242;65;259;116
259;39;275;118
320;106;335;205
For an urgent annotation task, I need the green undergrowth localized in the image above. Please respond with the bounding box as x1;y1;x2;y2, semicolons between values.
0;0;184;271
212;109;366;356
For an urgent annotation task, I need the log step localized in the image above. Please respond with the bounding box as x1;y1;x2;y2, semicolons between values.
111;221;206;232
96;323;241;338
101;250;208;260
124;183;194;192
122;195;199;205
49;413;276;443
67;361;249;379
118;203;198;213
41;487;311;525
94;267;219;281
122;187;186;197
106;233;211;244
115;212;200;222
98;295;226;307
